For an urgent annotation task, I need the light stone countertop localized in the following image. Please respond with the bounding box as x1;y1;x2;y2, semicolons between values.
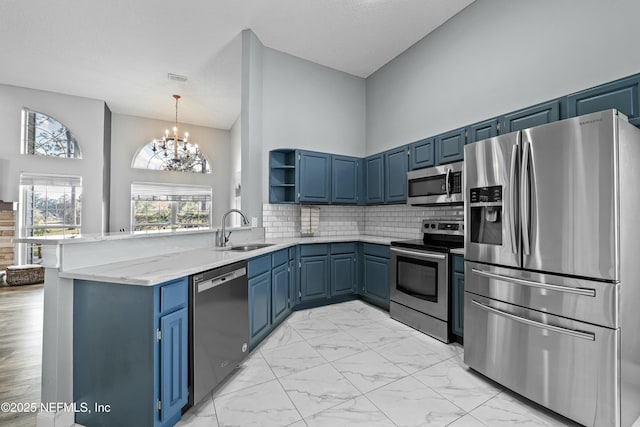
61;235;398;286
16;227;226;245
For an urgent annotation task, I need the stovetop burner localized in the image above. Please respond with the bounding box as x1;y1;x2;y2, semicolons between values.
390;220;464;253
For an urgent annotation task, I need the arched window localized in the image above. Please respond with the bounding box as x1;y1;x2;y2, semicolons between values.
21;109;82;158
131;140;211;173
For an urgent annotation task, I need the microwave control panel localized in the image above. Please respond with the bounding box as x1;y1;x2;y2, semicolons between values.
469;185;502;203
451;172;462;194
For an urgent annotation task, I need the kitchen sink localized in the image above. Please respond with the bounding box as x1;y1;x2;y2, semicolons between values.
229;243;274;252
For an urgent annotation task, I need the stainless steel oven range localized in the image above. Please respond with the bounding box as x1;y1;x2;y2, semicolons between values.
390;220;463;343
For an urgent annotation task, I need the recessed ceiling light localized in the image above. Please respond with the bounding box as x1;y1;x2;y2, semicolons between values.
168;73;188;82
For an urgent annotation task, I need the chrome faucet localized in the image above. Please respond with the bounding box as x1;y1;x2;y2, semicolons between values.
217;209;249;247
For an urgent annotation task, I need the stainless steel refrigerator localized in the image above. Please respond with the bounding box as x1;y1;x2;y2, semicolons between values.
463;109;640;427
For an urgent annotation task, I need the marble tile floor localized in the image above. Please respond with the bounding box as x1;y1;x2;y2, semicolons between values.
177;300;588;427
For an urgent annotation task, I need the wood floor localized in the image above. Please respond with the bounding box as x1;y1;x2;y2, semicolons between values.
0;283;43;427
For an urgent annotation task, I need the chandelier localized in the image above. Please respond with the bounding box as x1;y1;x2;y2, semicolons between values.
151;94;208;173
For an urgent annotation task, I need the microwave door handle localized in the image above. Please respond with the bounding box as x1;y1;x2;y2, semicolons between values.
509;141;518;254
445;168;451;197
520;140;531;255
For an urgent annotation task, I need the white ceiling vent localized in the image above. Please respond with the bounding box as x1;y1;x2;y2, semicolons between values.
168;73;188;82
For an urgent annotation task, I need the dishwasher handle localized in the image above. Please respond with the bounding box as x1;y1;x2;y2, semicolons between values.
197;267;247;293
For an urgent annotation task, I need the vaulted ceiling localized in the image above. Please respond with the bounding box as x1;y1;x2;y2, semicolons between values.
0;0;474;129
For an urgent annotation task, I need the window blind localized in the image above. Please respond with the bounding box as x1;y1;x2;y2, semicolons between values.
131;182;212;202
19;172;82;187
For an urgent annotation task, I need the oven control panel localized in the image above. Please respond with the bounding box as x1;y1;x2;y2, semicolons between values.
422;220;464;235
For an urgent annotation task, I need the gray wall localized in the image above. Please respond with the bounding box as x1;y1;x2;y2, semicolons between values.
241;30;265;225
261;46;366;200
109;113;231;231
229;115;242;226
366;0;640;154
0;84;108;233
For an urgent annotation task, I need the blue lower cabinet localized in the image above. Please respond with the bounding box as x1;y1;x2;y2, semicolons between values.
74;277;188;427
271;262;290;324
451;254;464;339
451;272;464;338
362;253;390;309
330;253;356;296
300;255;329;301
159;308;188;424
248;271;271;347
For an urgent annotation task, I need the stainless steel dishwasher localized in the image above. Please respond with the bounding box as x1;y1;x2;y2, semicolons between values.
188;261;248;407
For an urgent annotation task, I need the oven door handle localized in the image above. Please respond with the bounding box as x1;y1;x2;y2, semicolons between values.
471;268;596;297
390;247;446;261
471;299;595;341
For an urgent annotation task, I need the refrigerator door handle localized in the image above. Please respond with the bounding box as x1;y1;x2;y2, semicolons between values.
471;268;597;297
520;140;531;255
509;141;518;254
471;299;595;341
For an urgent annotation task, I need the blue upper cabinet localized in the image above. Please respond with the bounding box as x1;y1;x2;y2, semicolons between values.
435;128;466;165
331;155;360;204
500;99;562;134
365;153;384;204
296;150;331;203
467;118;499;143
384;146;409;203
269;149;297;203
409;138;435;170
567;75;640;119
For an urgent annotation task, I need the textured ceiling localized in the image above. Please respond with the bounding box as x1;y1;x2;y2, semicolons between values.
0;0;474;129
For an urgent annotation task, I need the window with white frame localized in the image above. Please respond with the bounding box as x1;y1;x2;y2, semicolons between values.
19;173;82;264
131;183;212;232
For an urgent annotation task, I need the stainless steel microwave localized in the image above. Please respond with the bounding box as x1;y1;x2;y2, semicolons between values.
407;161;464;205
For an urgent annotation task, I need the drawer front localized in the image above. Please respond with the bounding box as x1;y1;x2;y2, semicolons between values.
363;243;389;259
452;255;464;273
465;261;617;328
288;246;296;260
299;243;329;257
464;293;618;427
160;277;188;314
331;242;356;255
248;254;271;278
272;249;288;267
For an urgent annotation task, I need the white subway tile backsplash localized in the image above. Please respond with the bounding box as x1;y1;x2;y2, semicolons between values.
263;203;463;239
